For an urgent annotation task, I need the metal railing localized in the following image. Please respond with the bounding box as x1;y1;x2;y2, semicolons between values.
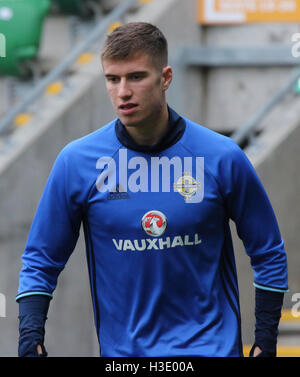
232;67;300;146
0;0;137;136
170;45;300;147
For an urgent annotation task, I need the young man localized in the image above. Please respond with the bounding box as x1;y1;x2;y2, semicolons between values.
17;22;288;357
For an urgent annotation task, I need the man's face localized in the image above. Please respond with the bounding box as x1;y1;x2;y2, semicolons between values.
102;52;172;128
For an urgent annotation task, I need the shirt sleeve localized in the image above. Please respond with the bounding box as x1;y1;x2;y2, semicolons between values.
16;146;83;301
219;140;288;293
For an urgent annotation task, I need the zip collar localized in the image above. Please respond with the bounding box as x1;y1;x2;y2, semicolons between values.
115;106;186;153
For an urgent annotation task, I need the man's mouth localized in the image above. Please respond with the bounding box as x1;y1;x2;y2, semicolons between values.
119;103;138;110
119;103;139;115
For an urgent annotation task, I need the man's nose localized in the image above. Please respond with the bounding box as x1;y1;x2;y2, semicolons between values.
118;79;132;99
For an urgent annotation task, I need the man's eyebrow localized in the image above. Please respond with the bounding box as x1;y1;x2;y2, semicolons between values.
128;71;148;75
105;71;148;78
105;73;118;78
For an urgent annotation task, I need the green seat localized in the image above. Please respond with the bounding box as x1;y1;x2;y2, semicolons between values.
0;0;50;78
53;0;97;19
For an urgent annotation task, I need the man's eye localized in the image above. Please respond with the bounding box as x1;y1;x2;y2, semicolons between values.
107;77;119;83
131;74;144;81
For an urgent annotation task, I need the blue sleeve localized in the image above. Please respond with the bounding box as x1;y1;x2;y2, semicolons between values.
220;141;288;293
16;147;83;300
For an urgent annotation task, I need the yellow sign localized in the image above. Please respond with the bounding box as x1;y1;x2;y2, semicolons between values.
198;0;300;24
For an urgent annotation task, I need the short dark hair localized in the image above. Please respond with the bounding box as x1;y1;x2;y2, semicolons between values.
101;22;168;69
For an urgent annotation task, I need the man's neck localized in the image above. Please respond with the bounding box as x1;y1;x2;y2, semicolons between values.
123;104;169;147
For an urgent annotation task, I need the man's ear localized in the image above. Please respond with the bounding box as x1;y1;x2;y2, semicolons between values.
162;66;173;91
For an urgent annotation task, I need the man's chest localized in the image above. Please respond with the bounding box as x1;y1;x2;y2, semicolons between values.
86;149;225;249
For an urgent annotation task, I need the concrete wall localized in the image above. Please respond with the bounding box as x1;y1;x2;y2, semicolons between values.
0;0;299;355
255;122;300;305
169;19;299;134
202;22;299;133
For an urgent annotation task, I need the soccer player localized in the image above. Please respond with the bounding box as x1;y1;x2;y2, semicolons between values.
17;22;288;357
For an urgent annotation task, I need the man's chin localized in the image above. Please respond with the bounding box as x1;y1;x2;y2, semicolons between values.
118;114;140;128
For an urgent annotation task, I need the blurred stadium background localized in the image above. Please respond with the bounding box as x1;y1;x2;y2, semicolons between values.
0;0;300;357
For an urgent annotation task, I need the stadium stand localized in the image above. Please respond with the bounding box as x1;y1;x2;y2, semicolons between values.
52;0;137;18
52;0;101;19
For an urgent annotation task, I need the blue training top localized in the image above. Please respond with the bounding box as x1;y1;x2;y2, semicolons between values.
17;107;288;357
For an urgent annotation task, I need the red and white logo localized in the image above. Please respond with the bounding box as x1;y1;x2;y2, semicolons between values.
141;210;167;237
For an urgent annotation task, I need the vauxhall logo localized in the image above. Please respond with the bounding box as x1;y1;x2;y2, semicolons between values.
96;149;204;203
112;209;202;252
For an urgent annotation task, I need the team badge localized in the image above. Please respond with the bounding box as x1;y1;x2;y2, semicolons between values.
173;172;201;201
141;210;167;237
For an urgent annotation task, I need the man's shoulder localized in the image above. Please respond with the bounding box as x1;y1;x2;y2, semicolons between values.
59;119;119;158
180;116;240;158
68;119;117;148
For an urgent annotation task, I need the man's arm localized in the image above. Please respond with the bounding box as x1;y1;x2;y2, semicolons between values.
16;146;83;356
219;140;288;356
